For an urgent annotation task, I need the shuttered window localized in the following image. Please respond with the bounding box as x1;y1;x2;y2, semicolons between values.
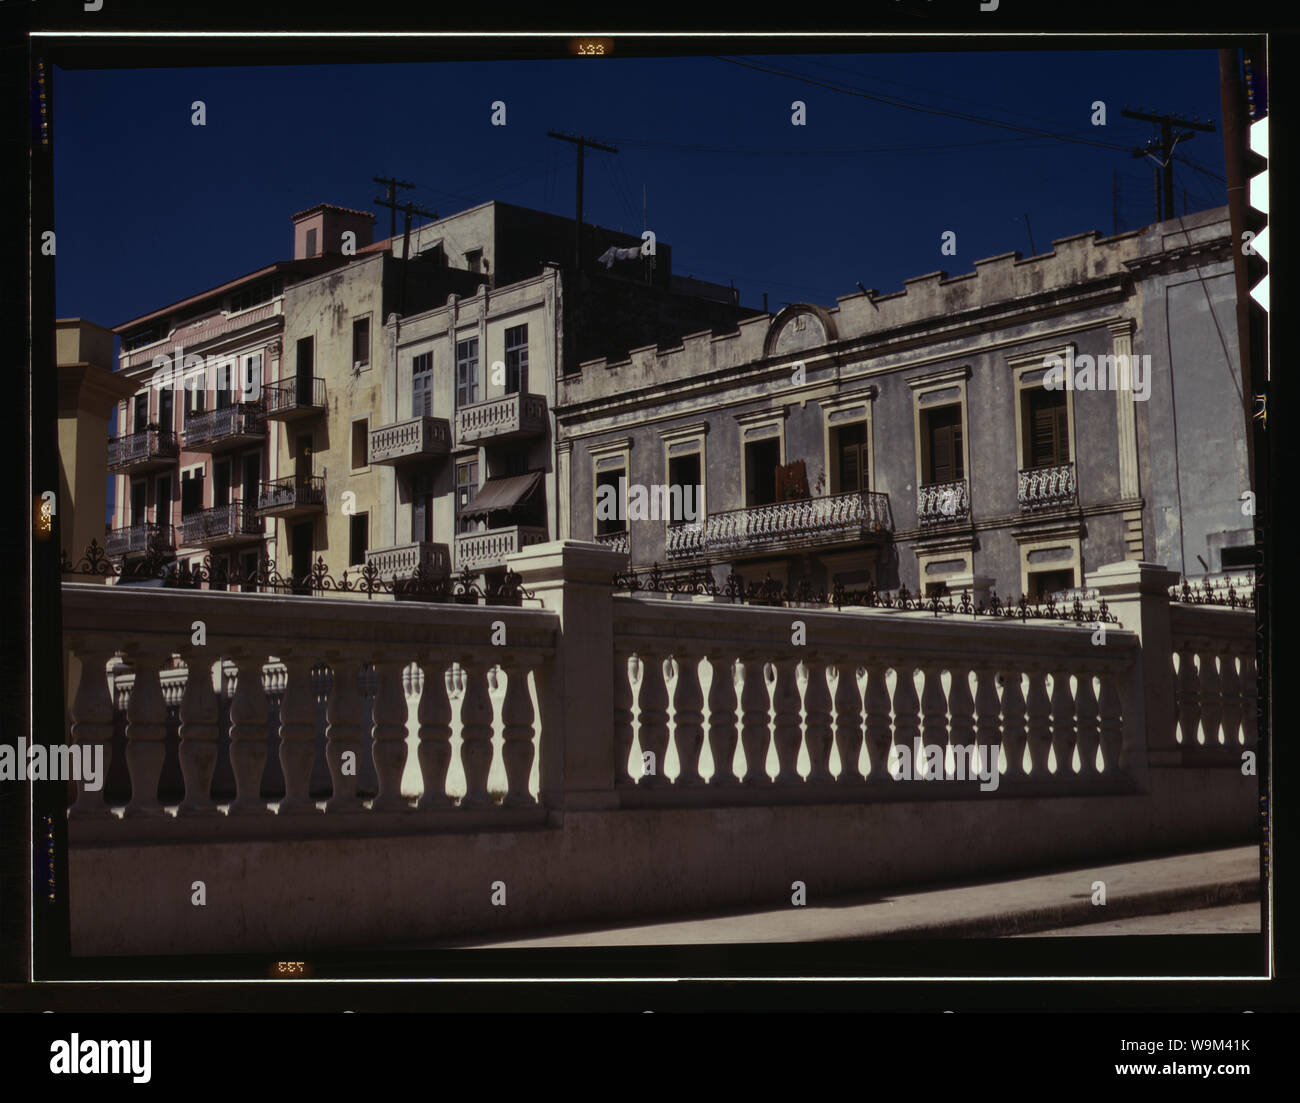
923;405;964;484
1026;387;1070;467
411;352;433;417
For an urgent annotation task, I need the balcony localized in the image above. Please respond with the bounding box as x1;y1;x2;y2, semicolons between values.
364;541;451;582
455;525;549;572
105;521;175;560
256;475;325;519
369;415;452;466
594;531;629;555
665;490;893;563
455;392;548;446
107;429;178;475
262;377;326;421
180;503;264;548
183;403;266;453
917;480;971;527
1019;463;1077;512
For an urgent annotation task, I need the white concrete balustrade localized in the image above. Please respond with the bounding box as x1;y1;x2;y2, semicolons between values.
1169;603;1257;749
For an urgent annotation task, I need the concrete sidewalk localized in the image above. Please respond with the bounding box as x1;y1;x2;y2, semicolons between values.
440;845;1261;947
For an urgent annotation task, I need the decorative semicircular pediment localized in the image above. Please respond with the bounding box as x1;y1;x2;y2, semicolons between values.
764;303;837;360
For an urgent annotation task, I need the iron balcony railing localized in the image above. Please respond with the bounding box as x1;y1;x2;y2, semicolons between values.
180;503;264;545
1018;462;1077;511
107;428;178;471
917;480;970;526
455;392;548;445
182;403;266;450
262;376;326;418
257;475;325;515
595;530;630;555
665;490;893;562
369;415;452;465
105;520;175;559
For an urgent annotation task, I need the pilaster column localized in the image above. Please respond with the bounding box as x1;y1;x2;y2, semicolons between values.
370;657;410;811
500;656;538;807
228;651;271;815
1108;318;1144;560
705;652;738;786
177;649;219;816
416;655;453;810
123;648;168;818
277;654;319;815
68;645;115;819
671;651;705;786
802;657;834;784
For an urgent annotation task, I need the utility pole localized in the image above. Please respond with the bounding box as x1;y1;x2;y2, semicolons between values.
546;130;618;272
397;200;438;316
373;176;415;239
1112;169;1120;235
1122;107;1216;222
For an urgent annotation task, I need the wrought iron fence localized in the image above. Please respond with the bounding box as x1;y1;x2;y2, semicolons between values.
613;562;1117;624
61;538;535;606
1168;575;1256;609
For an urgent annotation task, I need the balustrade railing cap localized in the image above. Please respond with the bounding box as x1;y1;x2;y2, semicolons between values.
1086;560;1182;594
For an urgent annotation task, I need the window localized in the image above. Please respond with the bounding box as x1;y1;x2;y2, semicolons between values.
456;337;480;408
1028;568;1074;603
213;459;232;509
465;249;482;273
352;316;370;369
123;326;161;352
305;228;318;258
744;437;781;507
1221;545;1255;571
130;480;147;525
155;474;172;526
230;278;282;313
215;360;235;410
921;405;964;484
455;460;479;534
157;387;173;433
240;453;260;509
181;469;204;515
411;352;433;418
834;423;868;493
595;465;626;537
351;419;369;470
242;353;263;402
667;452;701;524
1023;386;1070;468
349;513;369;567
184;374;205;416
411;468;435;544
133;393;149;433
505;324;528;395
238;550;260;593
420;241;446;265
296;337;314;378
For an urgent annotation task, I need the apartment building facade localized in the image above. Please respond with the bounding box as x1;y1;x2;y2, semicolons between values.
559;207;1251;600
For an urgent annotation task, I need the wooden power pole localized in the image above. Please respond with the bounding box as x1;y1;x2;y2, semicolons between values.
373;176;415;240
1122;107;1216;222
546;130;618;272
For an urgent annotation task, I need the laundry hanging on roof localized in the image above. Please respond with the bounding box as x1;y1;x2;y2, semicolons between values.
597;244;642;268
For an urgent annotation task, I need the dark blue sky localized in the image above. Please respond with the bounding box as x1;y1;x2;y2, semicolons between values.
55;49;1228;332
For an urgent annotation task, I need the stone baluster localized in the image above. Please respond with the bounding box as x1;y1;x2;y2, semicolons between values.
891;662;920;781
739;653;772;785
1074;669;1100;776
948;666;976;780
920;664;948;778
1174;644;1200;746
500;656;537;807
862;661;892;782
706;652;738;786
974;665;1002;784
277;655;319;815
1219;647;1243;748
458;658;495;808
1025;665;1052;777
613;651;635;785
68;646;116;819
835;661;866;783
325;655;365;812
1049;666;1076;775
123;648;168;817
176;650;219;816
370;657;410;811
999;668;1026;780
228;651;271;815
801;658;833;783
1240;647;1258;746
417;656;453;810
671;651;705;786
635;650;670;786
771;657;802;785
1197;645;1223;747
1098;668;1124;776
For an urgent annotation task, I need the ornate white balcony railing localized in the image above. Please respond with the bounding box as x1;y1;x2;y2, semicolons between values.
594;531;629;555
917;480;970;526
182;403;266;451
455;392;548;445
1018;463;1077;511
365;541;451;581
665;490;892;561
455;525;549;571
369;416;452;465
